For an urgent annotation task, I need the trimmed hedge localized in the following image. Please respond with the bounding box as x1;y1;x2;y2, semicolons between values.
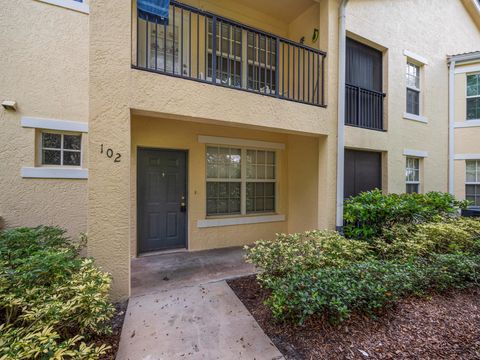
266;254;480;324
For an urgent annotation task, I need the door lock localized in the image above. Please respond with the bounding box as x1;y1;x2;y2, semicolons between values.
180;201;187;212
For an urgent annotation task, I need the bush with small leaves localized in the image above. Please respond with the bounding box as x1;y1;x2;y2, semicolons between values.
0;226;114;360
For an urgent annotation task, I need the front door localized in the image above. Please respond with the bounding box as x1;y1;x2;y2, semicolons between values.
344;149;382;199
137;148;187;254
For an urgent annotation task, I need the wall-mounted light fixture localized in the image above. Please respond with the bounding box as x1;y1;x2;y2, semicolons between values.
1;100;17;111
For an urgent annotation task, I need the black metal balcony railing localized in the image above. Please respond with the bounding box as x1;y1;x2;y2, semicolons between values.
345;84;386;130
134;1;326;107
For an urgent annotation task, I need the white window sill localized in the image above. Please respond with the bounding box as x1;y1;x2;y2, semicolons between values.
21;167;88;179
197;214;285;228
454;119;480;128
403;113;428;124
35;0;89;14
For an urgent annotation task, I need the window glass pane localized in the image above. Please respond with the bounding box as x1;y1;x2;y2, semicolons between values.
63;134;81;150
42;133;61;149
206;181;240;216
467;97;480;120
466;185;480;206
246;182;275;213
63;151;81;166
206;146;241;179
42;150;61;165
406;88;420;115
247;150;276;180
406;183;419;194
467;74;480;97
466;160;477;182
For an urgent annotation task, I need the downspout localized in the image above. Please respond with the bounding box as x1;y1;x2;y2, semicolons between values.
336;0;349;231
448;58;456;195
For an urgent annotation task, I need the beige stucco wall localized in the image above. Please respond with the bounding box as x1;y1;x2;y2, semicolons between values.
345;0;480;195
0;0;89;237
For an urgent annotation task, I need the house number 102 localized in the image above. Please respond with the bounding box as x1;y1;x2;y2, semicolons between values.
100;144;121;163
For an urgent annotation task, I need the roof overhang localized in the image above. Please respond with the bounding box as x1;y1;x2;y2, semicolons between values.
462;0;480;30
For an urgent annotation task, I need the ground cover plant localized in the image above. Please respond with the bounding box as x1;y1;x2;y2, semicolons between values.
245;191;480;324
0;226;115;360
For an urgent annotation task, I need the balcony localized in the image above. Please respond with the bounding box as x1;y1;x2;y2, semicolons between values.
345;84;386;131
134;1;326;107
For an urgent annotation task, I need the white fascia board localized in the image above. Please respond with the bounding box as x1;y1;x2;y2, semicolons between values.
197;214;285;228
21;167;88;179
403;149;428;158
403;50;429;65
21;117;88;133
454;154;480;160
198;135;285;150
35;0;89;14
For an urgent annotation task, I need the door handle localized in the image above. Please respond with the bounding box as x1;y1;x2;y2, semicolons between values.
180;202;187;212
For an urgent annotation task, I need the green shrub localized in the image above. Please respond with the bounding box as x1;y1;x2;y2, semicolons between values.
0;227;114;360
372;217;480;260
343;190;469;240
245;230;372;284
266;254;480;324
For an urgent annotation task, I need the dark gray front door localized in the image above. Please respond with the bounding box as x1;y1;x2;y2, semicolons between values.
344;149;382;199
138;148;187;253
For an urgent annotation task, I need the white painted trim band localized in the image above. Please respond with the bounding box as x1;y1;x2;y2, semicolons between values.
404;149;428;158
21;167;88;179
454;154;480;160
454;120;480;128
403;112;428;123
454;64;480;74
403;50;429;65
198;135;285;150
35;0;89;14
21;117;88;133
197;214;285;228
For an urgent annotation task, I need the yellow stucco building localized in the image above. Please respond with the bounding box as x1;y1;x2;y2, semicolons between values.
1;0;479;299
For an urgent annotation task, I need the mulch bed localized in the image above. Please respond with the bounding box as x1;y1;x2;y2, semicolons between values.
97;300;128;360
228;275;480;360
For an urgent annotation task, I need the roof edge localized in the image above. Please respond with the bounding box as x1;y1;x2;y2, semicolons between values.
448;51;480;64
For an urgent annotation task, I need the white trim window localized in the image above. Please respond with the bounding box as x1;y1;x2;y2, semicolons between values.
466;160;480;206
41;131;82;167
206;145;276;216
467;73;480;120
406;157;420;194
406;62;421;116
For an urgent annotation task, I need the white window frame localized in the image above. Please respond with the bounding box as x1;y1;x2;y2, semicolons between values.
39;130;83;168
466;160;480;206
466;72;480;121
406;61;421;117
406;156;420;193
205;145;278;218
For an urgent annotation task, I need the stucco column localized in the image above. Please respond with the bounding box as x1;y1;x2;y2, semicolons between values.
88;0;132;300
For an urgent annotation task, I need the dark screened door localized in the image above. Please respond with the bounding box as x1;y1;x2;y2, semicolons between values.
138;148;187;253
344;149;382;199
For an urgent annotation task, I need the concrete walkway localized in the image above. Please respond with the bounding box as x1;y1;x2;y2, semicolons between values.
117;248;284;360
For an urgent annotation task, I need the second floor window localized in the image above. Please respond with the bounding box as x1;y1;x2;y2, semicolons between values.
467;73;480;120
466;160;480;206
406;62;420;115
406;157;420;194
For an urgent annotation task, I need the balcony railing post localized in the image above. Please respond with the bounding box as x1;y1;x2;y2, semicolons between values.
356;86;361;127
211;16;217;84
275;37;280;97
